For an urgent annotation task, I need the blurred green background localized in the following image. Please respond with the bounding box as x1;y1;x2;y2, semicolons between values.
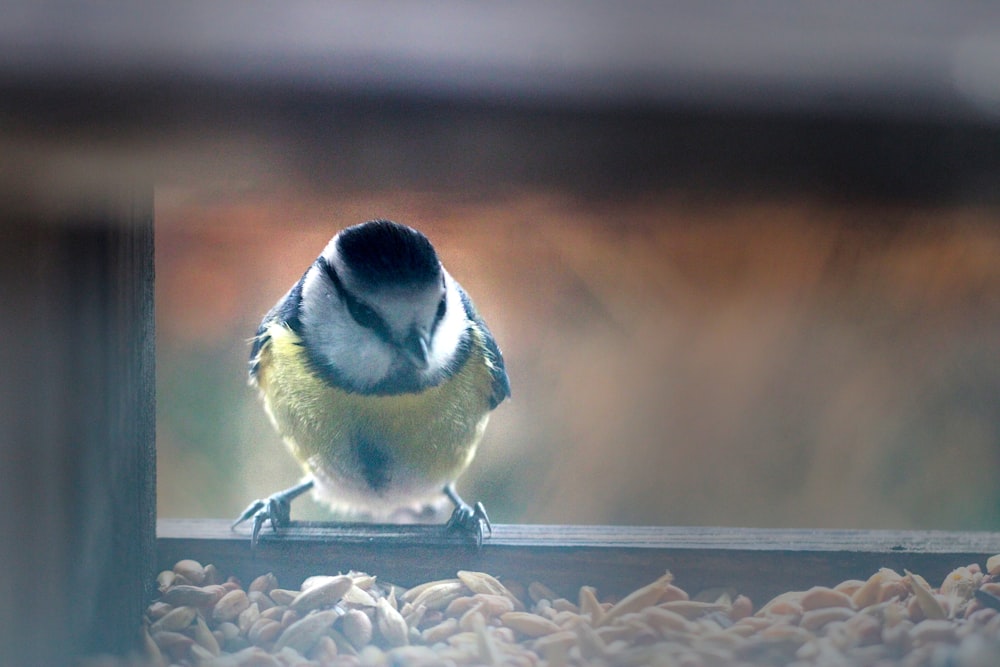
156;186;1000;529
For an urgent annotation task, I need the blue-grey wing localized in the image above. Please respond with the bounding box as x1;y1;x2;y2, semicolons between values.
249;273;306;381
458;285;511;410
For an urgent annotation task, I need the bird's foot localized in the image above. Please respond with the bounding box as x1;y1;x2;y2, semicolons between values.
444;483;492;547
232;479;314;548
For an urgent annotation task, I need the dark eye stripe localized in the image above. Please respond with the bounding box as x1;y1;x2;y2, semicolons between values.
319;258;392;341
430;275;448;335
433;295;447;327
347;298;382;331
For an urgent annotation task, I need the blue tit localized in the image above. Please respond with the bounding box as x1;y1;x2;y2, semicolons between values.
234;219;510;547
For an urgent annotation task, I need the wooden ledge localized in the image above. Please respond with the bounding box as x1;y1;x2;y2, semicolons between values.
157;520;1000;603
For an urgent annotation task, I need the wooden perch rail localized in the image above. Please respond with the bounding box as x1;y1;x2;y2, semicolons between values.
158;520;1000;605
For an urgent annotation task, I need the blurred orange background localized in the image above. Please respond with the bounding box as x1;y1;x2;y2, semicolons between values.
156;186;1000;530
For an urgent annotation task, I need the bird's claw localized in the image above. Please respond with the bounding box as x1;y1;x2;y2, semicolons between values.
232;495;291;548
232;480;313;548
446;500;492;548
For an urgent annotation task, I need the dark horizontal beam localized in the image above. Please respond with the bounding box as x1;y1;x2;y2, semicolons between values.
158;520;1000;605
4;2;1000;120
6;89;999;205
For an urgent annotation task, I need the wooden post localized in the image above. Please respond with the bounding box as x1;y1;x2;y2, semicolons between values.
0;188;156;664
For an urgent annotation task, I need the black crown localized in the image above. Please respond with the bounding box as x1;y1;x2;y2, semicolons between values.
336;219;441;287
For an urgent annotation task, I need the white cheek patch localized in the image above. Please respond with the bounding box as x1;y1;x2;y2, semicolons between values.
426;272;470;374
299;267;394;387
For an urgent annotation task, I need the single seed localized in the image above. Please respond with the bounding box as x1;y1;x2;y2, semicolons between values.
273;609;339;654
421;617;459;644
214;589;251;623
150;605;197;634
173;559;206;586
598;572;674;627
249;572;279;595
289;575;352;613
340;608;373;649
192;616;221;656
500;612;561;638
376;598;409;647
161;584;221;608
268;589;298;606
248;617;282;646
906;570;947;620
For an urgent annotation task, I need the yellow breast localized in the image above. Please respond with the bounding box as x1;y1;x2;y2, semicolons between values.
254;322;494;513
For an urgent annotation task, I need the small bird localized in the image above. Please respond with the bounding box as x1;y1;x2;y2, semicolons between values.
235;219;510;547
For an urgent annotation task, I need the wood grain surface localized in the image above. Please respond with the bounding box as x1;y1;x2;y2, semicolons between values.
159;519;1000;604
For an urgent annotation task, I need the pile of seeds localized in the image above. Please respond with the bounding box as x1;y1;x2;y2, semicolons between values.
136;556;1000;666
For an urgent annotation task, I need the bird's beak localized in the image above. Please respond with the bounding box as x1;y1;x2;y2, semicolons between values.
402;328;431;370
